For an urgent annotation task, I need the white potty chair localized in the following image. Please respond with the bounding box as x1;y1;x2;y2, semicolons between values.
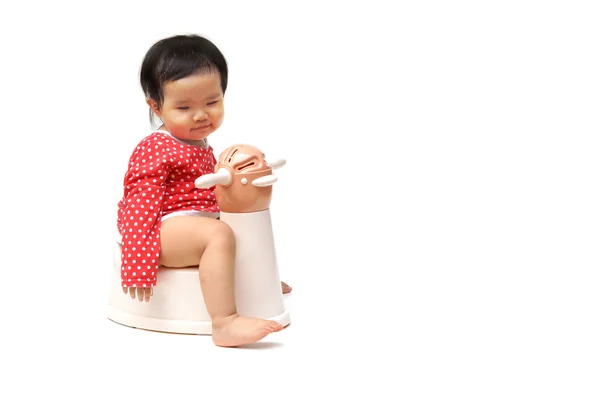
107;144;291;335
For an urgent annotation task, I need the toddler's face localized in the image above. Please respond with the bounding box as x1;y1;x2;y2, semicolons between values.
149;71;224;141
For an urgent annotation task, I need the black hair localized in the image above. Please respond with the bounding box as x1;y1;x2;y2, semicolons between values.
140;34;228;125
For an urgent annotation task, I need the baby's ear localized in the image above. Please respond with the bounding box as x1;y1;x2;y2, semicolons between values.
146;98;161;117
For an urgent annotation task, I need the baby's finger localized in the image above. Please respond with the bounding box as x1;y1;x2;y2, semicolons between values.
122;287;127;295
129;287;136;299
137;287;144;302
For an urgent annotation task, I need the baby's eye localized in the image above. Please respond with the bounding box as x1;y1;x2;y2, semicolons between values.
207;101;218;106
177;106;189;110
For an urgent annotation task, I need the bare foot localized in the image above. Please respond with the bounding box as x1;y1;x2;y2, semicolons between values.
281;281;292;294
212;314;284;347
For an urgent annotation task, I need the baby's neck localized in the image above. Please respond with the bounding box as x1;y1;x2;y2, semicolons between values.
158;125;207;147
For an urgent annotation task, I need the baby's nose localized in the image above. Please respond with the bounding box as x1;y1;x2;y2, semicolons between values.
193;111;207;121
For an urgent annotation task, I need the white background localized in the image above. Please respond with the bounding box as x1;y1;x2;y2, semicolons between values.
0;1;598;399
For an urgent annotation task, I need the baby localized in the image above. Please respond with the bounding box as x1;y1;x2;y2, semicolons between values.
117;34;290;346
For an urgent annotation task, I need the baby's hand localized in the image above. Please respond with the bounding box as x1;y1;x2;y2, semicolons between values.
122;287;153;302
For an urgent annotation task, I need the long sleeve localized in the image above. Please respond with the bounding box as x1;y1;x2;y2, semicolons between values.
118;138;172;288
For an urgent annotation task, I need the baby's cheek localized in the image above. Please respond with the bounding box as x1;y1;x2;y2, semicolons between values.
213;109;225;124
177;116;189;127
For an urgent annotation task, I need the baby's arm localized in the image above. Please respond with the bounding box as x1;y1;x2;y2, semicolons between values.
119;139;172;289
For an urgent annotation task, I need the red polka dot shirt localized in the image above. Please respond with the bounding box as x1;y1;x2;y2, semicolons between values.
116;131;220;288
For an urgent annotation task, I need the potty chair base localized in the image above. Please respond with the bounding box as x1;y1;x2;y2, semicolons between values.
107;307;291;335
107;261;291;335
107;260;291;335
107;302;291;335
108;308;291;335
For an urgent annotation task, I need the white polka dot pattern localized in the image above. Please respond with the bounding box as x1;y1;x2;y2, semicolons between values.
116;132;219;287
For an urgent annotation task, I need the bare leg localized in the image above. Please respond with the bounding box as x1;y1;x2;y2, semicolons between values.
159;215;283;346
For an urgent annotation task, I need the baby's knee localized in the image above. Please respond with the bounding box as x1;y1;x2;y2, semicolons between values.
211;220;235;248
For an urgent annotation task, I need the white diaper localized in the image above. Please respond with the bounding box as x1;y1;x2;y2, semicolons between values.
116;210;220;244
